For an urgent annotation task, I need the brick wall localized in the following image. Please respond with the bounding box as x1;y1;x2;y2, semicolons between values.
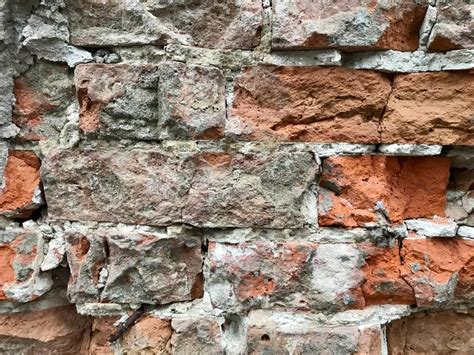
0;0;473;353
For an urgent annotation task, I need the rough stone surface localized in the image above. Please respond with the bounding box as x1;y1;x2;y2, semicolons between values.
65;226;202;305
182;146;318;228
171;316;223;354
13;61;75;141
0;228;53;303
381;71;474;145
75;64;160;138
207;237;474;312
206;241;366;312
21;1;93;67
43;144;318;228
428;1;474;51
40;235;66;272
75;63;225;140
65;0;262;49
158;62;226;140
387;311;474;354
0;150;43;218
231;66;391;143
272;1;428;51
318;156;450;227
42;146;194;226
0;306;91;354
247;311;383;354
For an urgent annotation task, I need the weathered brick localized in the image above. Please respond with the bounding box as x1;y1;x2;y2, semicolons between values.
43;146;195;225
65;0;262;49
247;310;382;354
381;71;474;145
158;62;226;140
43;144;317;228
182;147;317;228
428;1;474;51
387;311;474;354
75;64;160;138
318;156;450;227
272;1;427;51
171;316;223;355
362;238;474;307
205;241;366;312
0;150;43;218
230;66;391;143
0;228;53;302
206;237;474;312
75;63;225;140
65;226;202;305
0;306;91;354
13;61;75;141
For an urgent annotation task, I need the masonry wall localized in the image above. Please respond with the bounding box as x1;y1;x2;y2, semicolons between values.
0;0;473;354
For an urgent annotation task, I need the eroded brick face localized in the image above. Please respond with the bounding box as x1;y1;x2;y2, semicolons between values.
381;71;474;145
318;156;450;227
75;63;226;140
206;238;474;312
231;66;390;143
387;311;474;354
42;144;318;228
272;1;427;51
0;229;52;302
65;228;203;305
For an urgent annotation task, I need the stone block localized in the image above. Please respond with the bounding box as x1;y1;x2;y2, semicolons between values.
428;1;474;51
247;310;383;354
0;228;52;302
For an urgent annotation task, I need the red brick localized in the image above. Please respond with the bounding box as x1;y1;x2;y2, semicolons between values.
231;66;391;143
0;150;42;218
387;311;474;354
361;238;474;307
318;156;450;227
0;306;91;353
381;72;474;145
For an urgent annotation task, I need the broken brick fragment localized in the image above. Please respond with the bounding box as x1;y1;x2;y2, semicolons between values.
0;150;43;218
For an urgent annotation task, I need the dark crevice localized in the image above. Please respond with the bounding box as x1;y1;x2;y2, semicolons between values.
377;72;396;143
11;205;45;225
